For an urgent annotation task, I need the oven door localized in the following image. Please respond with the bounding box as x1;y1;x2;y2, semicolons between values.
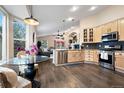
99;51;115;70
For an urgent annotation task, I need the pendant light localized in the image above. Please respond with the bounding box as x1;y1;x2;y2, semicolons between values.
24;5;39;26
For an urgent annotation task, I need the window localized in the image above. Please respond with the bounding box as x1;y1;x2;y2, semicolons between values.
13;19;26;56
0;8;7;62
41;40;48;48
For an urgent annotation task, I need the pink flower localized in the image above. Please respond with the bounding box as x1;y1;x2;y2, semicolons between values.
25;44;38;56
26;50;30;55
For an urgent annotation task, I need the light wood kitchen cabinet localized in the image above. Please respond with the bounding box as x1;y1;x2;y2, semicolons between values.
67;50;84;63
83;29;88;43
110;20;118;32
101;24;107;35
118;18;124;41
115;52;124;71
82;28;94;43
102;20;118;34
94;26;102;43
93;50;99;63
84;49;99;64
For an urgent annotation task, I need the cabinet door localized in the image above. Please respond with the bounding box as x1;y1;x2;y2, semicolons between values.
101;24;108;35
67;51;76;62
94;26;102;43
115;52;124;70
106;22;112;33
84;50;89;61
77;51;84;61
89;28;94;42
67;51;83;62
118;18;124;41
110;20;118;32
83;29;88;43
101;20;118;34
93;50;99;63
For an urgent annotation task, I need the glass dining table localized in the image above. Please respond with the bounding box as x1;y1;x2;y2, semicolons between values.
2;55;50;88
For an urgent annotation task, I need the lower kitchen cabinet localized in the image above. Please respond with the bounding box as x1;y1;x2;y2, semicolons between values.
67;50;84;63
53;50;68;65
84;49;99;64
115;51;124;71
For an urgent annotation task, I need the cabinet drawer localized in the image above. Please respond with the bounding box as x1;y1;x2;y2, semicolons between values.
115;54;124;69
115;61;124;68
115;58;124;62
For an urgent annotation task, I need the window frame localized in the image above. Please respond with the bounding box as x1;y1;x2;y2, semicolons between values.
0;7;8;62
13;18;27;57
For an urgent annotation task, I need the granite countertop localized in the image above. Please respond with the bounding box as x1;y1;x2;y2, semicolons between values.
54;49;83;51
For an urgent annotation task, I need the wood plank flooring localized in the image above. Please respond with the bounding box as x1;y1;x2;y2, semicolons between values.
35;61;124;88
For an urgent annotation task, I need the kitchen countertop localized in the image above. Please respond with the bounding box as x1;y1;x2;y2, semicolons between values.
54;49;83;51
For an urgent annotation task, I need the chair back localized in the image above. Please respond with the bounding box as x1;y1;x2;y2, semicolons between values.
0;73;12;88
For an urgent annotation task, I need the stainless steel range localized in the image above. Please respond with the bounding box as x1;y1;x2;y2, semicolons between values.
99;31;121;70
99;50;115;70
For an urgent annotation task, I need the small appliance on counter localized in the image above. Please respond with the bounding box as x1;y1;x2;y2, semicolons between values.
69;43;81;50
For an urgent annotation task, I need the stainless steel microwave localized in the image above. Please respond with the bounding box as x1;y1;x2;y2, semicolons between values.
101;31;118;42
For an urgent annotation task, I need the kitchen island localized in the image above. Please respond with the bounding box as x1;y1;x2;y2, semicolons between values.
53;49;84;66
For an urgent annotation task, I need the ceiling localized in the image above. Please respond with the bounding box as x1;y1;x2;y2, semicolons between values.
3;5;29;19
3;5;109;36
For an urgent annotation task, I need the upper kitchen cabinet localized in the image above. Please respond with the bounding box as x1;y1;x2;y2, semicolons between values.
101;24;108;34
118;18;124;41
102;20;118;34
110;20;118;32
82;28;94;43
89;28;94;42
94;26;102;43
82;29;88;43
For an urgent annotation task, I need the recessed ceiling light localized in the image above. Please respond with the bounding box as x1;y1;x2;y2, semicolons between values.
89;6;97;11
70;6;79;12
67;17;74;21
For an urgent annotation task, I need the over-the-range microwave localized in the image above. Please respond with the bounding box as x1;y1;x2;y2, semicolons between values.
101;31;118;42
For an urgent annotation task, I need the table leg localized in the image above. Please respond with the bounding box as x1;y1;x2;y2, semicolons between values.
24;64;40;88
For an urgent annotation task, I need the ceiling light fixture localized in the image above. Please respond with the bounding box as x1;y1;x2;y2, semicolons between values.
24;5;39;26
67;17;75;21
70;6;79;12
89;6;97;11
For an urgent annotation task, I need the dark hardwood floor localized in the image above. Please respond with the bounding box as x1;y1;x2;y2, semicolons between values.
35;61;124;88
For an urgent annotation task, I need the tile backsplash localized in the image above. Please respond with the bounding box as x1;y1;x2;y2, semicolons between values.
82;41;124;50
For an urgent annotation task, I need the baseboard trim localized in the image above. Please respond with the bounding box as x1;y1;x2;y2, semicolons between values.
115;68;124;73
55;62;84;66
84;61;99;65
54;61;100;66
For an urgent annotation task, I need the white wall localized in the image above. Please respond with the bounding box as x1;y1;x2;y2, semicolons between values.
37;35;56;48
26;26;36;49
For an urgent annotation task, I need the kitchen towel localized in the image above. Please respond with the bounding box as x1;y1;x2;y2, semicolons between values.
104;52;108;60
